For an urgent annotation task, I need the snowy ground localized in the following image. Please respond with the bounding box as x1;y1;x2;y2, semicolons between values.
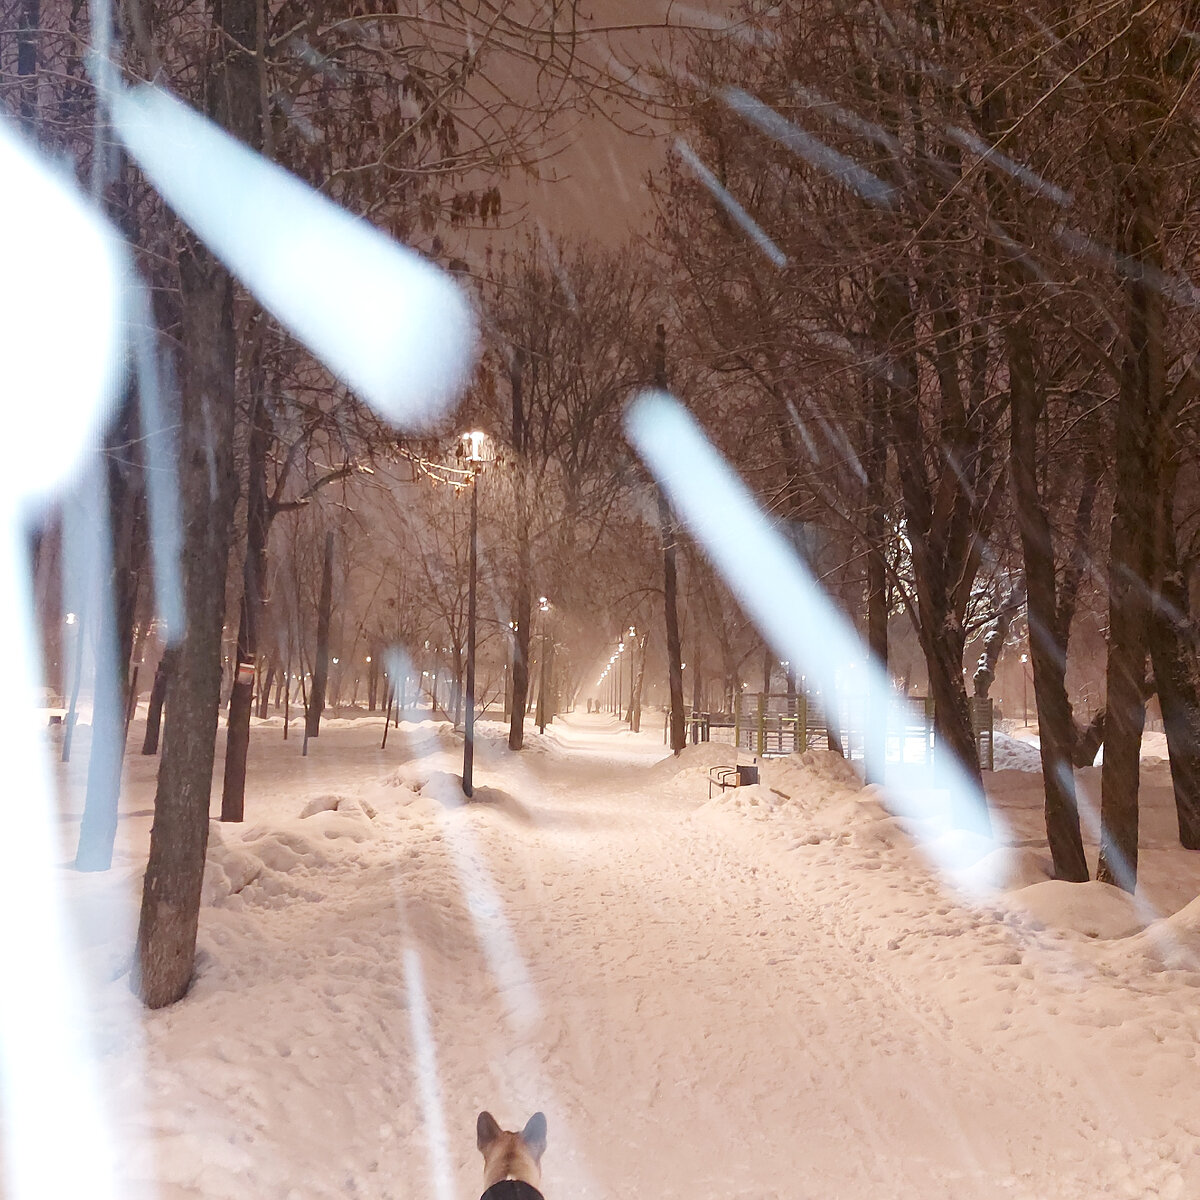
41;710;1200;1200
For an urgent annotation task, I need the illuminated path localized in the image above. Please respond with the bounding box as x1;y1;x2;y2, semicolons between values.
92;712;1200;1200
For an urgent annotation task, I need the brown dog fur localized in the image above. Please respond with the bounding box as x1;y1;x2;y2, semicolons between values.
476;1111;547;1189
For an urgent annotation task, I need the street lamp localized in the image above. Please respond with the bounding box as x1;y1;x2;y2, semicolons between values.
1020;653;1029;727
536;596;551;733
458;430;490;797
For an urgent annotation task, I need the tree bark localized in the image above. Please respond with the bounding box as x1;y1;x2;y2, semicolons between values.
135;246;238;1008
654;324;686;755
136;0;260;1006
661;486;686;756
221;369;269;820
142;646;175;754
864;379;889;784
16;0;39;132
1006;310;1088;881
1148;495;1200;849
305;530;335;741
508;346;532;751
1098;89;1163;891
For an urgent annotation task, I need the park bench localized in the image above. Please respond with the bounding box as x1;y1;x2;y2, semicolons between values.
707;762;759;798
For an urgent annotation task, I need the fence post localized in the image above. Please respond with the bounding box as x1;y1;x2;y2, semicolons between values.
756;692;766;757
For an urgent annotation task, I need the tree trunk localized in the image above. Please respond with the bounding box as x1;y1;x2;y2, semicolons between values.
1148;497;1200;849
1098;104;1163;891
135;246;239;1008
864;379;889;784
508;345;532;751
142;646;175;754
136;0;259;1006
631;631;648;733
257;661;275;718
1006;310;1088;881
661;488;686;755
655;326;686;755
221;366;269;820
305;530;335;741
16;0;39;131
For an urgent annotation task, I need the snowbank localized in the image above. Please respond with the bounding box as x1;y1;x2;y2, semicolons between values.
992;730;1043;771
999;879;1145;939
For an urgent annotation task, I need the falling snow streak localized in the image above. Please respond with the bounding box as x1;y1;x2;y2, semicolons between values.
626;391;1004;890
945;126;1073;208
674;139;788;269
0;116;131;1200
793;87;900;154
110;85;477;427
403;948;456;1200
721;88;899;210
129;283;185;640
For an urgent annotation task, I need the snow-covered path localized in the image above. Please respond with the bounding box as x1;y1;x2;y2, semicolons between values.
63;712;1200;1200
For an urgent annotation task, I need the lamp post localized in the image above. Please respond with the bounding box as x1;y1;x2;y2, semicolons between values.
1021;652;1029;727
536;596;550;733
626;624;636;725
459;430;489;797
617;637;625;719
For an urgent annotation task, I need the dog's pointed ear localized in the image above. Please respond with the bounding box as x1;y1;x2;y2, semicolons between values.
477;1111;502;1152
521;1112;547;1162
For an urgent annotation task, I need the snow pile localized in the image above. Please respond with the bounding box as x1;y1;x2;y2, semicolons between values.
703;750;881;834
992;730;1043;772
1115;894;1200;971
650;740;736;778
999;879;1145;939
202;793;381;908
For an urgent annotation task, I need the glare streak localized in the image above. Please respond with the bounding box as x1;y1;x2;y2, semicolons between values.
429;801;541;1034
793;86;900;153
675;139;788;268
626;391;1003;888
946;126;1073;208
722;88;898;209
0;116;129;1200
403;948;455;1200
0;520;123;1200
110;85;476;428
130;284;185;639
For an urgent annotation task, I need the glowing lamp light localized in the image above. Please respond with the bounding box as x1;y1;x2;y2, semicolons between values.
461;430;488;463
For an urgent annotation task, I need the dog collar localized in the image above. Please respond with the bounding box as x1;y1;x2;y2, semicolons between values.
481;1180;544;1200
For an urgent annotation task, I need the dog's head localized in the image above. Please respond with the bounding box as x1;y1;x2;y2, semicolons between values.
476;1111;547;1188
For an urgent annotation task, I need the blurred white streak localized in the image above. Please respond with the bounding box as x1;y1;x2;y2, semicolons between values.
0;119;129;1200
403;948;455;1200
626;391;1004;891
674;139;788;269
130;285;185;639
722;88;898;209
0;118;124;509
425;790;541;1035
1055;225;1200;307
946;126;1072;208
110;86;477;428
793;87;900;154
